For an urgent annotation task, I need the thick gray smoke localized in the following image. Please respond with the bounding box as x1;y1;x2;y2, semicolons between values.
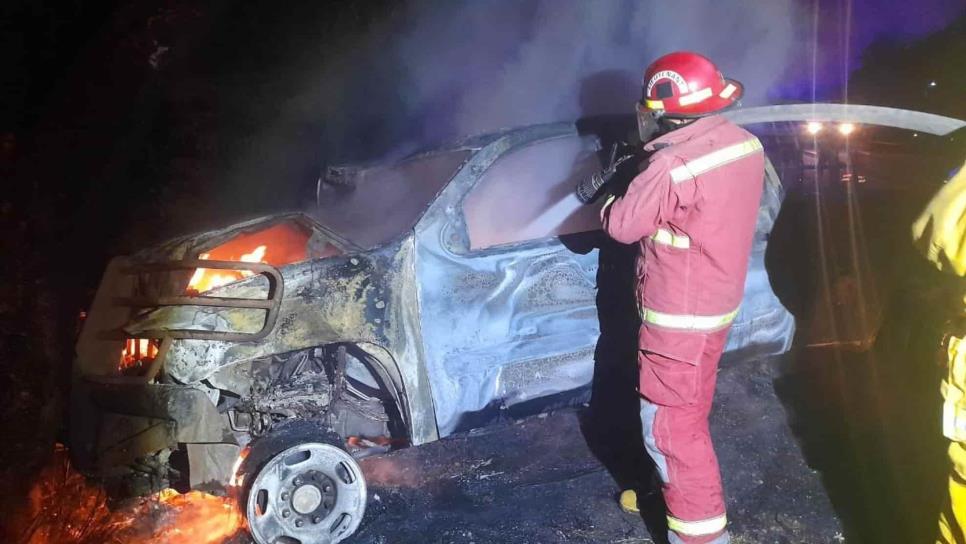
288;0;802;163
401;0;796;136
209;0;960;228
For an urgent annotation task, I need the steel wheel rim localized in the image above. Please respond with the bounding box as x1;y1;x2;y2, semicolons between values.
246;442;367;544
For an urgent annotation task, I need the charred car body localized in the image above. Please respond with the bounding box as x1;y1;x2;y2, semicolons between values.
70;105;964;543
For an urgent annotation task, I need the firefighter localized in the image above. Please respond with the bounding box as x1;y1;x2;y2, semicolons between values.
911;160;966;544
600;52;763;544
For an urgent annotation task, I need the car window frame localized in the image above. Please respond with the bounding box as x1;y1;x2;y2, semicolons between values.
446;132;606;257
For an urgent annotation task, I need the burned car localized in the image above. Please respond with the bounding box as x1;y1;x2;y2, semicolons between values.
70;105;963;543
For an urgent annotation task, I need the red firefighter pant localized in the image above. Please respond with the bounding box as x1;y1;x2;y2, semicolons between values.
639;326;731;544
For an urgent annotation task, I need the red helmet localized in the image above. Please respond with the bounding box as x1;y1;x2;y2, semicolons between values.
638;51;743;118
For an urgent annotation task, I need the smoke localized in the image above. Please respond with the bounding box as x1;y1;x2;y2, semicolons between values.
286;0;804;162
220;0;962;217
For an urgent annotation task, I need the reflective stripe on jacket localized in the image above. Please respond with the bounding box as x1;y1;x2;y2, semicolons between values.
602;115;765;337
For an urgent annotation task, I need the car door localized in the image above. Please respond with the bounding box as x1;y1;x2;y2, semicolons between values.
414;129;607;436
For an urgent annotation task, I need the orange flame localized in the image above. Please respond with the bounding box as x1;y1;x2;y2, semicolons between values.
185;222;316;294
187;246;267;293
229;445;251;488
146;489;245;544
119;338;160;372
15;446;246;544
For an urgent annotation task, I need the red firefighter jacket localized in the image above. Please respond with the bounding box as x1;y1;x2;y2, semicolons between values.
602;115;764;361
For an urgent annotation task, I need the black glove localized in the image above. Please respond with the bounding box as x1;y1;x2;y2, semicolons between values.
575;143;634;204
575;169;617;204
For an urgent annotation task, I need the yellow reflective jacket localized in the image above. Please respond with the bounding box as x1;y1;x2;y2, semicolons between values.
913;160;966;277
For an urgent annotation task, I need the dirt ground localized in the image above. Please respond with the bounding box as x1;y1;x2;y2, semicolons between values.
347;353;844;544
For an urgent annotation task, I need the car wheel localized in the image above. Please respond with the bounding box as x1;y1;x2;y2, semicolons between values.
244;431;367;544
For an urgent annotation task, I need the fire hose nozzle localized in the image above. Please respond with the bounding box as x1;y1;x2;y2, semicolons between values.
575;151;634;204
575;170;614;204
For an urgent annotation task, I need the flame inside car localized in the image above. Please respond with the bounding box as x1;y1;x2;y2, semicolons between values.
119;338;160;373
118;220;340;374
188;245;267;293
186;222;318;294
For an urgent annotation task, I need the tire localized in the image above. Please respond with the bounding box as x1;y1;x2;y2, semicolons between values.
238;420;367;544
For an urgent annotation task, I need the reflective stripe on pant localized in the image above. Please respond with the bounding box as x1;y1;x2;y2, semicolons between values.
640;326;731;544
940;333;966;543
